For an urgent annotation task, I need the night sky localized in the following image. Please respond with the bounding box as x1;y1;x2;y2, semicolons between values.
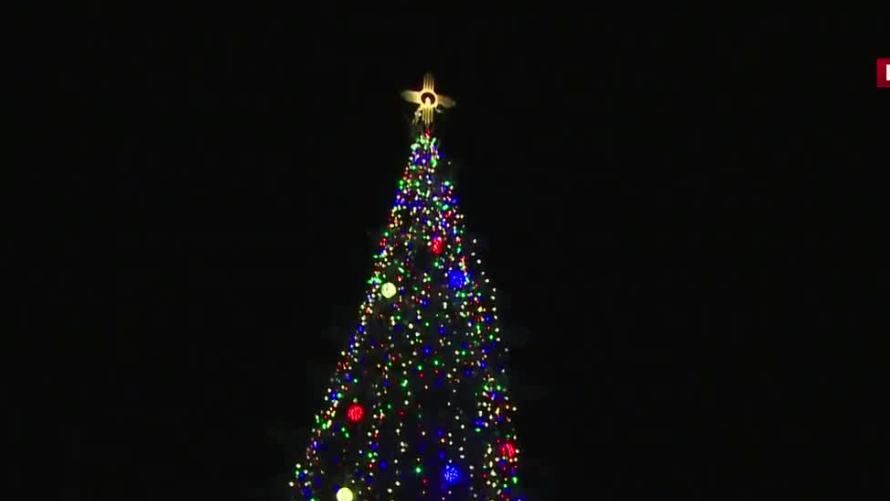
14;6;886;501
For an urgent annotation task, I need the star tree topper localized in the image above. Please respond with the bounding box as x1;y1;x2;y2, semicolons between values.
401;72;455;128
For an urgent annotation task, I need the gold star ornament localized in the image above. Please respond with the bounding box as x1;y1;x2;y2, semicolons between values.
401;72;455;127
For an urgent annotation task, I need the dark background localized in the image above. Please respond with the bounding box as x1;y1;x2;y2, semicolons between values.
12;6;887;500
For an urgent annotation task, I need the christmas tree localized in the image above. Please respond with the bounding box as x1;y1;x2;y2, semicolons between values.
292;74;526;501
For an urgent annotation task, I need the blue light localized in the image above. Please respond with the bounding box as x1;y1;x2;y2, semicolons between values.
443;465;460;484
448;270;467;289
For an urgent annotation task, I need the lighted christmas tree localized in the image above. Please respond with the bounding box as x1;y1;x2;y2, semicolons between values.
292;74;526;501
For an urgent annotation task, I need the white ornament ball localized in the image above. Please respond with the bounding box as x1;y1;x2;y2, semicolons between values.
381;282;396;299
336;487;354;501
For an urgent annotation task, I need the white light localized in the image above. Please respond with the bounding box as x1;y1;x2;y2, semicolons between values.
336;487;354;501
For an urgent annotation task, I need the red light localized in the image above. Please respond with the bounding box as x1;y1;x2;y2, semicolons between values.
431;237;444;255
501;442;516;458
347;404;364;422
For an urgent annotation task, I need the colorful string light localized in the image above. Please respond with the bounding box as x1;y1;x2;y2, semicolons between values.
293;129;525;501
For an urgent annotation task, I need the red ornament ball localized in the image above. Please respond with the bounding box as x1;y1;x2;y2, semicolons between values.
431;237;444;255
501;442;516;458
347;403;364;422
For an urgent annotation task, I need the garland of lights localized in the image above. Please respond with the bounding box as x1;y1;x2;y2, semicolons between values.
292;108;525;501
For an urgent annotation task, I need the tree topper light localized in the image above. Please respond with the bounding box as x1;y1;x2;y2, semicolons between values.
401;72;455;127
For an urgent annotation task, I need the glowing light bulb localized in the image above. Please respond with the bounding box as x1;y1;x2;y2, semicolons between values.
336;487;354;501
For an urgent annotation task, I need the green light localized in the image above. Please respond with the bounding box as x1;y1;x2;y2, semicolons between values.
415;466;422;474
417;365;423;371
512;476;518;484
401;380;408;388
